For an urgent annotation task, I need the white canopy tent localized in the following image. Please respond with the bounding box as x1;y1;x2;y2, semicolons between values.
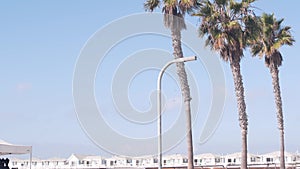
0;139;32;169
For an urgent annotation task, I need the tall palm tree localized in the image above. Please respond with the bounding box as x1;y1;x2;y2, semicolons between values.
250;13;295;169
194;1;258;169
144;1;200;169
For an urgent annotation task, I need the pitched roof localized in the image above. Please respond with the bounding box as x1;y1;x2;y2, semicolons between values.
225;152;259;158
84;155;103;160
67;154;87;161
46;157;66;162
263;151;296;157
195;153;220;158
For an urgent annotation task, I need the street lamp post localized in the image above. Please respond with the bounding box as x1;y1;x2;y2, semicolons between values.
157;56;197;169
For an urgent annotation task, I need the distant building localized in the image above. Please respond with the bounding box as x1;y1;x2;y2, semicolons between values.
194;153;222;166
8;151;300;169
162;154;188;168
66;154;106;169
224;152;261;166
42;157;66;169
261;151;300;164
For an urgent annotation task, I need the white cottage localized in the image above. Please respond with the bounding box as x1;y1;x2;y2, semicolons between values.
65;154;106;169
138;155;157;168
194;153;222;166
83;155;106;168
9;157;42;169
261;151;300;164
224;152;261;166
42;157;66;169
162;154;188;167
9;157;28;169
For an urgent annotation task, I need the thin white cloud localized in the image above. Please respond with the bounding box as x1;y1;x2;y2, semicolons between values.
16;82;32;92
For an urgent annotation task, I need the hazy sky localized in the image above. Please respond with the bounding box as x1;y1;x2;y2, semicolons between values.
0;1;299;159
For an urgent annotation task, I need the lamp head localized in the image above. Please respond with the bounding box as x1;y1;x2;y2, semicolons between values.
176;56;197;63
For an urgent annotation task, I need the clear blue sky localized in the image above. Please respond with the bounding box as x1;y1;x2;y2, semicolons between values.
0;1;299;158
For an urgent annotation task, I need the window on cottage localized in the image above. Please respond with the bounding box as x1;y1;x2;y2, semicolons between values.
153;158;158;163
110;161;114;166
183;158;188;163
126;159;132;163
215;158;220;163
266;158;273;162
228;159;232;163
251;157;256;162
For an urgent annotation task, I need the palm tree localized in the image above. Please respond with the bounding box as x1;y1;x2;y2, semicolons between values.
194;1;258;169
250;13;295;169
144;0;200;168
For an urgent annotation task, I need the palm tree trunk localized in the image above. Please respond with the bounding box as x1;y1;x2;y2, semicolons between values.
171;28;194;169
270;65;285;169
230;61;248;169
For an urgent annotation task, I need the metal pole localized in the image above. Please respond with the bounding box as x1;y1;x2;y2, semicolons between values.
29;146;32;169
157;56;196;169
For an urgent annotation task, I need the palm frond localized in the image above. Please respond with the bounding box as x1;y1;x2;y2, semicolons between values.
230;0;243;14
144;0;160;12
179;0;202;15
250;12;294;67
195;0;257;62
265;51;283;67
276;18;284;27
179;0;194;13
242;0;256;3
164;12;186;30
244;15;261;44
250;42;263;57
216;0;227;6
164;0;178;8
